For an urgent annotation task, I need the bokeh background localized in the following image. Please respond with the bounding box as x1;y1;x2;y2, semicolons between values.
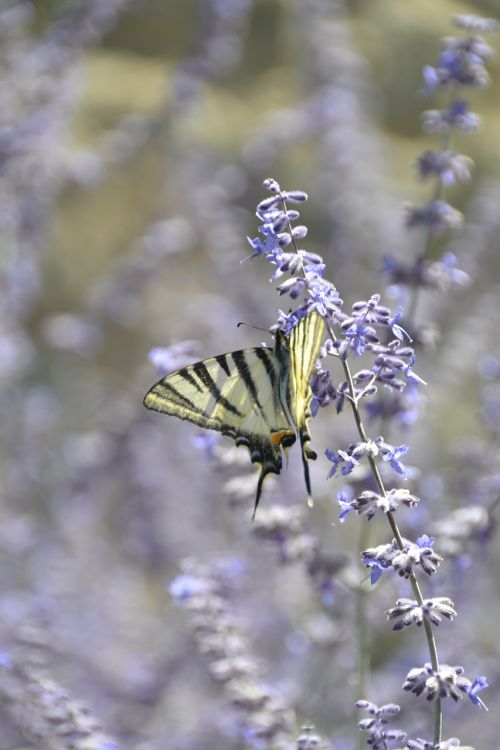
2;0;500;748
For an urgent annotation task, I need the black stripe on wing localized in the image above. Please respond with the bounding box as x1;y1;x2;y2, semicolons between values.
216;354;231;376
177;367;202;392
154;381;203;414
193;362;243;418
231;350;267;421
254;347;278;391
291;313;307;397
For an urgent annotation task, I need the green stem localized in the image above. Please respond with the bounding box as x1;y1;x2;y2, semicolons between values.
357;521;372;699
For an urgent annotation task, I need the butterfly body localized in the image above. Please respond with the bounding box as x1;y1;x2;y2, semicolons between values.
143;312;325;516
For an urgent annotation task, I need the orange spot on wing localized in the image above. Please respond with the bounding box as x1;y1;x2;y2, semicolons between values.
271;430;294;446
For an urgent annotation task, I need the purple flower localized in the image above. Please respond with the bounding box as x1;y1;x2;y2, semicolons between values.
343;320;375;356
350;294;391;325
467;675;488;709
343;488;420;522
394;537;442;577
304;272;342;318
274;308;309;336
402;355;427;386
404;664;488;708
380;442;409;475
363;558;387;585
360;539;408;583
386;597;456;630
325;448;360;478
283;189;308;203
310;367;336;416
362;537;442;580
336;295;416;357
276;250;324;279
336;487;355;522
341;451;360;476
416;534;435;549
370;341;423;391
277;275;307;299
325;448;342;479
388;306;411;342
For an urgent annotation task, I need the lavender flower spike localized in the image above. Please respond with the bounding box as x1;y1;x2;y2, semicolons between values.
403;664;488;709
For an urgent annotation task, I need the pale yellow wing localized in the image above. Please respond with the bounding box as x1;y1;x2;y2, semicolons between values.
287;312;325;505
143;346;296;514
289;311;325;429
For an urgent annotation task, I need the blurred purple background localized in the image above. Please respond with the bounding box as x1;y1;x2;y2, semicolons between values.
1;1;499;748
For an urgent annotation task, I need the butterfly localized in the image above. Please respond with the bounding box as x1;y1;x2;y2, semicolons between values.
143;312;325;517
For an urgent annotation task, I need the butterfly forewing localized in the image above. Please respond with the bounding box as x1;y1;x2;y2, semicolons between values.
288;312;325;428
287;312;325;504
144;346;295;469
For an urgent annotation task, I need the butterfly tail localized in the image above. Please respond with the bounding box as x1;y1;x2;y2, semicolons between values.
251;472;266;521
251;461;282;521
299;428;317;508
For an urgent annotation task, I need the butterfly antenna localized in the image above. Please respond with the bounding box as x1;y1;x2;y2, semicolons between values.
237;322;270;334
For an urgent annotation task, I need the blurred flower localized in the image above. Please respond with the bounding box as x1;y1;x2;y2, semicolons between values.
296;724;330;750
169;573;215;604
407;738;473;749
453;14;500;33
357;700;406;750
422;31;494;93
169;559;296;744
41;314;102;356
432;505;492;558
422;99;480;134
251;505;317;565
415;150;473;186
148;340;199;375
405;201;464;234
